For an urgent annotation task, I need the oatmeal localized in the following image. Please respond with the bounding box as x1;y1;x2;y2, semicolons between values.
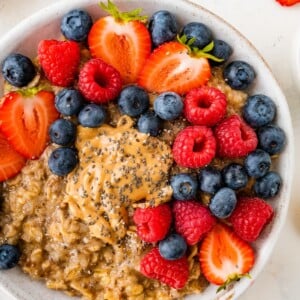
0;68;247;300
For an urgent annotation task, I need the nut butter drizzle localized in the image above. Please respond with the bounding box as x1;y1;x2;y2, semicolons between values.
65;115;173;244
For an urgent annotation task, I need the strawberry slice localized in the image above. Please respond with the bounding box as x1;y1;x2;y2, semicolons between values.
0;90;59;159
138;41;211;94
0;132;26;182
88;0;151;84
276;0;300;6
199;223;255;289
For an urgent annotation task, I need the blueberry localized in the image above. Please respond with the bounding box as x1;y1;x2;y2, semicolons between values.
209;187;237;218
257;125;286;155
60;9;93;42
244;149;271;178
243;94;276;128
55;89;85;116
48;147;78;176
159;233;187;260
254;171;282;198
223;60;256;90
181;22;212;49
153;92;183;120
198;166;222;194
0;244;21;270
210;39;233;66
49;119;76;146
118;85;149;117
149;10;178;47
1;53;36;87
78;104;107;128
222;163;248;190
137;111;162;136
170;173;198;200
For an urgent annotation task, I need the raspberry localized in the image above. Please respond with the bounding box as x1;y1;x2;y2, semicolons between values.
184;86;227;126
215;114;258;158
172;126;216;168
173;200;216;245
38;40;80;87
78;58;122;103
133;204;172;243
228;197;274;242
140;247;189;289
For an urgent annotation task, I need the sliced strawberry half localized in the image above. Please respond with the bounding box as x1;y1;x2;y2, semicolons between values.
0;90;59;159
0;132;26;182
88;1;151;84
199;222;255;288
138;41;211;95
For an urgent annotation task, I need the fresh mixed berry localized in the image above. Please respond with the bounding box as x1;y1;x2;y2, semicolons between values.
48;147;78;176
117;85;149;117
55;88;85;116
78;103;107;128
49;119;76;146
60;9;93;42
0;0;288;297
148;10;178;47
1;53;36;87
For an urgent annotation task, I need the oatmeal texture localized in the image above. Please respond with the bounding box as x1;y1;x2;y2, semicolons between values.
0;67;247;300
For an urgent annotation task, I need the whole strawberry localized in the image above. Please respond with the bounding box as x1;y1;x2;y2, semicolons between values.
133;204;172;243
173;200;216;245
228;197;274;242
215;114;258;158
38;40;80;87
140;247;189;289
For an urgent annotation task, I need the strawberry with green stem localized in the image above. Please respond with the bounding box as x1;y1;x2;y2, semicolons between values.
0;88;59;159
138;36;222;95
199;222;255;291
88;0;151;84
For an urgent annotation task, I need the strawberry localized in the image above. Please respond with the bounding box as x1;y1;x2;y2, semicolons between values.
0;90;59;159
138;41;211;95
0;132;26;182
276;0;300;6
38;39;80;87
88;0;151;84
199;222;255;288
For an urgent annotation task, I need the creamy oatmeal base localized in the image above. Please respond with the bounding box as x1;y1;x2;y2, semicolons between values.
0;67;247;300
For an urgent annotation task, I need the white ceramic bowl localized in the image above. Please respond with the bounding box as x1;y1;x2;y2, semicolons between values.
0;1;294;299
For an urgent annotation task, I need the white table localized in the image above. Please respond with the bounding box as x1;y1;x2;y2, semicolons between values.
0;0;300;299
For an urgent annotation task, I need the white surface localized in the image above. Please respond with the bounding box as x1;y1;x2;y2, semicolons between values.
0;0;299;300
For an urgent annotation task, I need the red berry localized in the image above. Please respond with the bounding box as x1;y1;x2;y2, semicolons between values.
172;126;216;168
173;200;216;245
140;247;189;289
215;114;258;158
38;40;80;87
78;58;122;103
228;197;274;242
184;86;227;126
133;204;172;243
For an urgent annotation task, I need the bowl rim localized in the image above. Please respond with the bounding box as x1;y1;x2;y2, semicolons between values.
0;0;295;300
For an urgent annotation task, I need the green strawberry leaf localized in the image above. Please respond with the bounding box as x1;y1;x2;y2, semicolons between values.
99;0;147;23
